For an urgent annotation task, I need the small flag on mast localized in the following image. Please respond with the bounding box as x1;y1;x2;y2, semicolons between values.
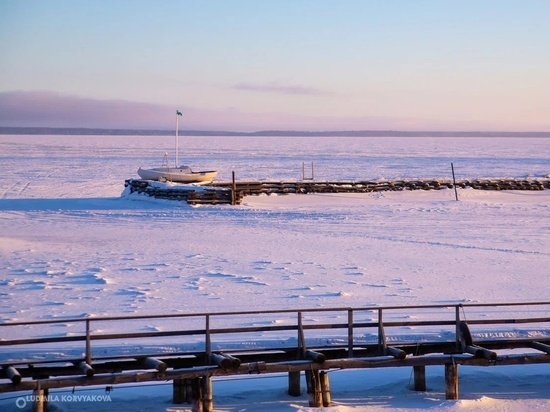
176;110;182;116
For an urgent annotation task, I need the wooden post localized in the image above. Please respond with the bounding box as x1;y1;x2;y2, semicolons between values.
202;376;213;412
451;163;459;201
173;378;186;404
33;386;47;412
445;363;459;400
288;371;301;396
302;162;314;180
320;371;331;407
305;370;322;407
378;309;386;355
205;315;211;364
413;365;426;391
85;319;91;365
297;311;306;358
191;377;203;412
455;306;461;351
347;309;354;357
231;171;236;206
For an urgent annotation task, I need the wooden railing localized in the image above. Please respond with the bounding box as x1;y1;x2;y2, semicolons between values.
1;301;549;409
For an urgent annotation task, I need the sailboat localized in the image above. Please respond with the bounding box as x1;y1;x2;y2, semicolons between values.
137;110;218;184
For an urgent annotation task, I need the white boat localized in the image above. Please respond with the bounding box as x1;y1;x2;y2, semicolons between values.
137;166;218;184
137;110;218;184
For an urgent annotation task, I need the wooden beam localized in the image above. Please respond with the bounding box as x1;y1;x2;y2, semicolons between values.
531;341;550;354
2;353;549;394
143;357;167;373
464;345;497;360
458;321;473;352
305;350;326;363
386;346;407;360
220;353;241;369
4;366;21;384
209;353;241;370
78;361;95;378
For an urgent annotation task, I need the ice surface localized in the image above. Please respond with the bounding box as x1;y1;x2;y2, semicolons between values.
0;134;549;411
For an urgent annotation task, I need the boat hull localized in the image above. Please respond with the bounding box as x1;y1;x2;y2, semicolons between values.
137;167;218;184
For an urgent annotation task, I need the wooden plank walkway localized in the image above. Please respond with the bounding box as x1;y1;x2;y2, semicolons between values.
1;302;549;410
124;177;550;205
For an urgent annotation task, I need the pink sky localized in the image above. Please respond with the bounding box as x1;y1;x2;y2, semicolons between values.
1;91;547;132
1;2;549;132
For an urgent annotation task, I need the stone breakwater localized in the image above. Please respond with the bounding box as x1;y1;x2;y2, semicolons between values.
124;177;549;205
215;178;550;195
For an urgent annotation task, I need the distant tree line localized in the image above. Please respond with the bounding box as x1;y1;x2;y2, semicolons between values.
0;127;549;138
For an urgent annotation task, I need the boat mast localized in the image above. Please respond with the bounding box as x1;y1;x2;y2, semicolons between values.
175;111;179;167
175;110;182;167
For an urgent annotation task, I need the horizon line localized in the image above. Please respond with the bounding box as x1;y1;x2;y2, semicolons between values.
1;126;550;137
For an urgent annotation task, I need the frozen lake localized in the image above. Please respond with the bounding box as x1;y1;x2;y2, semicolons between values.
0;134;549;411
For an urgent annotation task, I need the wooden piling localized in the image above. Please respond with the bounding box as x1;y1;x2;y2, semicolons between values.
320;371;331;407
173;378;186;404
191;377;203;412
444;363;458;400
202;376;213;412
185;379;193;404
413;365;426;391
305;370;322;407
288;371;301;396
33;387;48;412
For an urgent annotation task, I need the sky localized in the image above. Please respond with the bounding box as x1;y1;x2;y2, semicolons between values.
1;0;550;131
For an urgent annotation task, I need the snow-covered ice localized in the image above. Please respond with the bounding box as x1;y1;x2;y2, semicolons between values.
0;134;549;411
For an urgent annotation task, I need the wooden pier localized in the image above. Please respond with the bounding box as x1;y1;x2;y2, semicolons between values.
124;177;550;205
1;302;549;411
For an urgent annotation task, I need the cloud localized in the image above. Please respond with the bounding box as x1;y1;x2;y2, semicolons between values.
2;90;546;132
233;82;332;96
0;90;355;131
0;90;398;131
0;91;173;129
